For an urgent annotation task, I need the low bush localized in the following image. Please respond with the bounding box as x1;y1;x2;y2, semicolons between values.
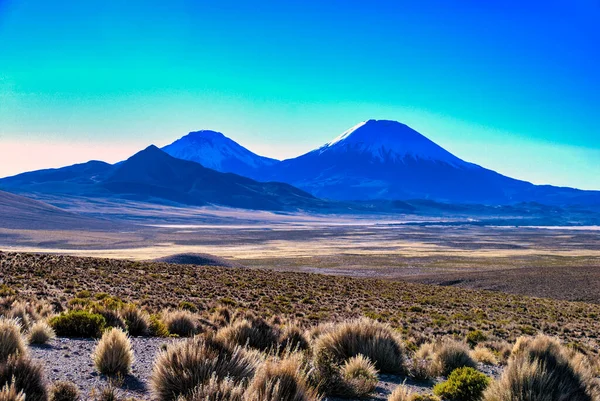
339;355;378;398
49;381;79;401
148;314;169;337
433;367;490;401
484;335;600;401
466;330;487;347
150;335;260;401
245;355;320;401
0;356;48;401
92;328;134;376
28;321;56;345
0;318;26;362
49;310;106;338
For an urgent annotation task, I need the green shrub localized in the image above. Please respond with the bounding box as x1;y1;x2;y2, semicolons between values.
75;290;91;299
49;310;106;338
148;314;169;337
466;330;487;347
434;367;490;401
178;301;198;313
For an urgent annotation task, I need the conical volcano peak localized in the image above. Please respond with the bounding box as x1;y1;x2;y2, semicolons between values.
162;129;278;173
319;119;467;166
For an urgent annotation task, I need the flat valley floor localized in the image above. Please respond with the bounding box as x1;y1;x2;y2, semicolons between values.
1;197;600;304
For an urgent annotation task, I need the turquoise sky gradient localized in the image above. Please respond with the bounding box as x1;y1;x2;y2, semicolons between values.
0;1;598;189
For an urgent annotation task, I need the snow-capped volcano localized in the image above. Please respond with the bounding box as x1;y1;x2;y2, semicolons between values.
162;130;278;176
316;119;470;167
254;119;532;202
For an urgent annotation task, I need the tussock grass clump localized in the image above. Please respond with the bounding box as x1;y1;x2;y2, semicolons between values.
92;328;134;376
433;366;490;401
120;305;149;337
388;386;440;401
246;355;320;401
0;356;48;401
217;318;279;352
90;305;125;330
7;302;32;331
471;346;499;366
312;319;404;396
0;382;25;401
279;324;310;353
150;335;260;401
339;355;379;398
313;318;405;374
484;335;600;401
407;355;433;381
182;374;245;401
49;381;80;401
210;306;232;327
162;310;199;337
49;310;106;338
0;318;26;363
28;321;56;345
417;339;476;377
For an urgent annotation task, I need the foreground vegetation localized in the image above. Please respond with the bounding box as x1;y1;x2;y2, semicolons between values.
1;251;600;399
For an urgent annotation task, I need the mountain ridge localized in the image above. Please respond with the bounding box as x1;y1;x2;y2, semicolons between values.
2;120;599;209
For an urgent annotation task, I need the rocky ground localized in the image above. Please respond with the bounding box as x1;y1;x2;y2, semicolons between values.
29;337;502;401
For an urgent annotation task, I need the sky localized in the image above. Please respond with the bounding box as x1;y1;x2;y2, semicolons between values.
0;0;599;189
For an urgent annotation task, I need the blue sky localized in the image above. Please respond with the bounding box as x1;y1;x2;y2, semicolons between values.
0;0;598;189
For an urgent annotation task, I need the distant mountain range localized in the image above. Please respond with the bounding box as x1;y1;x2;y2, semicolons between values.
162;120;600;206
0;146;327;211
1;119;599;211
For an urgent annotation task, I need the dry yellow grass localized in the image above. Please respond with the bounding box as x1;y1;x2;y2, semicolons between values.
92;327;134;376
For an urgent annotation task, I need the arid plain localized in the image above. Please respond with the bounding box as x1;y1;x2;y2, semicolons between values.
2;197;600;304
